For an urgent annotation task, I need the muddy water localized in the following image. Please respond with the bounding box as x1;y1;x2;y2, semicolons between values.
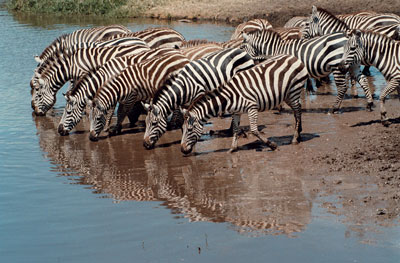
1;3;400;263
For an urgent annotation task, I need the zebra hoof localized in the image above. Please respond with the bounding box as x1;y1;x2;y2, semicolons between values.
366;102;374;112
267;141;278;151
329;108;340;114
381;120;391;127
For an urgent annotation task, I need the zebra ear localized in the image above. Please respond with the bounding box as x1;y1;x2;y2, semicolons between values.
312;5;318;15
242;32;250;42
142;102;152;112
34;55;41;63
181;108;188;117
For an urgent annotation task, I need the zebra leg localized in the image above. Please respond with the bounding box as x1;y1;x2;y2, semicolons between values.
285;99;302;144
248;107;277;151
362;66;371;76
306;78;315;94
380;80;399;126
228;114;241;153
350;65;374;111
168;109;184;130
103;105;116;132
331;69;348;113
127;101;144;127
109;103;128;136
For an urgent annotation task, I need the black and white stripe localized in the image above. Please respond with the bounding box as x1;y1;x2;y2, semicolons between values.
34;25;131;65
88;52;190;141
241;29;373;112
340;30;400;126
230;19;273;40
142;48;255;149
284;16;308;28
180;54;308;154
58;48;179;136
105;27;185;49
31;44;150;116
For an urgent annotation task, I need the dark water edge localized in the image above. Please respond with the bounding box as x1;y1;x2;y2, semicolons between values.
0;3;400;263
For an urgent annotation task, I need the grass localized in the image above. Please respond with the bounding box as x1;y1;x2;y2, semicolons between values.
6;0;167;17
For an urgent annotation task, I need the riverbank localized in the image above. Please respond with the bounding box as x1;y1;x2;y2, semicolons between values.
6;0;400;26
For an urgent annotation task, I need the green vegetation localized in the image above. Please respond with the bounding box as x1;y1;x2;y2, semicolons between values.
6;0;166;17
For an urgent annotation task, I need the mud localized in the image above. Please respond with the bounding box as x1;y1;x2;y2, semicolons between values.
34;72;400;240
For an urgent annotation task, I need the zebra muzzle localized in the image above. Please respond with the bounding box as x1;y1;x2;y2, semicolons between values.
89;131;99;142
58;124;69;136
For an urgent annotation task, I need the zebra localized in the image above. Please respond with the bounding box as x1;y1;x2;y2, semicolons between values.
180;54;308;154
88;52;190;141
34;25;131;65
302;6;400;77
31;44;150;116
142;48;255;149
241;29;374;112
340;30;400;126
303;6;400;40
58;48;180;136
104;27;185;49
284;16;309;28
230;19;273;40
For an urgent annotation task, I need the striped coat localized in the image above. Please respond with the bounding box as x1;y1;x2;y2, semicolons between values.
180;54;308;154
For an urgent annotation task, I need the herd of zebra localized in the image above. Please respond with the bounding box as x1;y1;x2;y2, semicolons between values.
30;6;400;154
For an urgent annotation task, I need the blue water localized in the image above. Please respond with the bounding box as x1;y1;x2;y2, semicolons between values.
0;4;399;263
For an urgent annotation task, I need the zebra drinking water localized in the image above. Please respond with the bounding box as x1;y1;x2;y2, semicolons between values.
142;48;255;149
88;52;190;141
180;54;308;154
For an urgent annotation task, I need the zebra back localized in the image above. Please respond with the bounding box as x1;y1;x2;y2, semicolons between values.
36;25;130;64
230;19;273;40
105;27;185;49
275;27;303;40
180;43;224;61
284;16;308;28
241;29;348;78
338;10;400;29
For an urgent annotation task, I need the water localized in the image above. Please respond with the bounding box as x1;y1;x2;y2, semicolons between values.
1;4;400;263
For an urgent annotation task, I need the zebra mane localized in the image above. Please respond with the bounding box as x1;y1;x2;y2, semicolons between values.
315;7;349;29
180;39;221;48
186;89;216;111
39;33;69;60
351;29;397;43
151;73;177;105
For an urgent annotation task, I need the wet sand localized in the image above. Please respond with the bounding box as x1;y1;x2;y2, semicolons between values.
34;72;400;240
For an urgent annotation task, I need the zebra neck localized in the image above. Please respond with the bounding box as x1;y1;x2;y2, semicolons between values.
191;89;228;123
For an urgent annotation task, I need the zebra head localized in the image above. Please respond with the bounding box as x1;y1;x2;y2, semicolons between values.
143;102;168;149
31;76;56;116
88;99;107;142
340;30;364;72
180;109;204;155
58;92;85;136
241;30;280;61
301;6;323;39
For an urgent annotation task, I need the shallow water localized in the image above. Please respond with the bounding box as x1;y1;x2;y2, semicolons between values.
1;3;399;263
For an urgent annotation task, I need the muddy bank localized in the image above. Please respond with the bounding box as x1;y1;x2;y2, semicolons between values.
145;0;400;26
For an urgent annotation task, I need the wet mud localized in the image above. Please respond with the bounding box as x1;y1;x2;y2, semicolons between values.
34;74;400;240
